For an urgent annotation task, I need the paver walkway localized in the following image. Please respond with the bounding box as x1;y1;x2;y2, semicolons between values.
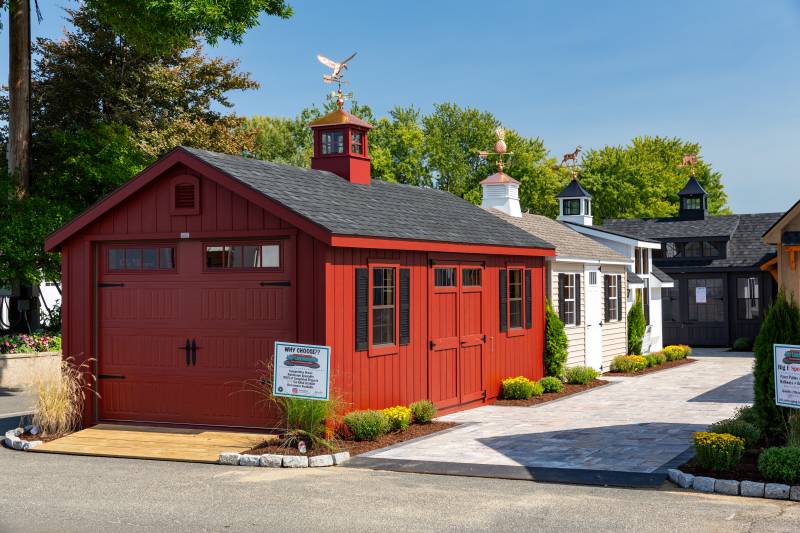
351;351;753;486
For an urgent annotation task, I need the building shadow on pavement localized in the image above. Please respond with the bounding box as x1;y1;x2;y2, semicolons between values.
687;374;753;403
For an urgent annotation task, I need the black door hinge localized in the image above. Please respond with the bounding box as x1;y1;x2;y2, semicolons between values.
98;374;126;379
260;281;291;287
98;282;125;288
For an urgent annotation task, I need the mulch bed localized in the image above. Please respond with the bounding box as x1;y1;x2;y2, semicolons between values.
18;432;57;443
680;449;771;483
493;379;609;407
243;421;457;457
609;357;696;377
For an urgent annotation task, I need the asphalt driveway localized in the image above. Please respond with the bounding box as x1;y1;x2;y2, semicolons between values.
351;351;754;486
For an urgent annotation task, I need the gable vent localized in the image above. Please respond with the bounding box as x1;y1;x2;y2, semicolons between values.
174;183;195;209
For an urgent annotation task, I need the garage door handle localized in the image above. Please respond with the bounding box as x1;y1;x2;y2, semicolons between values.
181;339;190;366
191;339;197;366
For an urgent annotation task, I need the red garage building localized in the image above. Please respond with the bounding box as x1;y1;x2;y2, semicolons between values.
45;107;554;429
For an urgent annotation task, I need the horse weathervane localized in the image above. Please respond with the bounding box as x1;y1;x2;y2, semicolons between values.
478;127;513;172
679;154;699;176
317;52;357;109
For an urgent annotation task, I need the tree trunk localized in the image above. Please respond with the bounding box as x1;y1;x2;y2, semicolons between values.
8;0;32;198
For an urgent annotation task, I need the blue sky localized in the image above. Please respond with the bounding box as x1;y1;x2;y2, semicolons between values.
2;0;799;213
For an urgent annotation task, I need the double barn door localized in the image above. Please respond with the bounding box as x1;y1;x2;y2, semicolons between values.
428;262;485;409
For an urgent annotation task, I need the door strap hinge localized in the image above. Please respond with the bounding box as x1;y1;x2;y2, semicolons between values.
98;282;125;288
482;390;487;400
98;374;126;379
260;281;291;287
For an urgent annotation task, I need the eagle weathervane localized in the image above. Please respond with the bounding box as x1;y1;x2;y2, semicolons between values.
479;127;513;172
317;52;357;109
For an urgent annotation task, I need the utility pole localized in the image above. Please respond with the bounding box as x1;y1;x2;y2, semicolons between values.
8;0;32;198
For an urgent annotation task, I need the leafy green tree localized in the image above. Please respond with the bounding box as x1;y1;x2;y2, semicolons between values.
422;103;497;199
579;136;730;223
86;0;292;53
369;106;429;186
244;115;313;168
544;302;568;377
628;295;646;354
502;130;569;217
753;290;800;443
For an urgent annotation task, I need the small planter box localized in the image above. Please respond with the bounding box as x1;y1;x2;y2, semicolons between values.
0;351;61;388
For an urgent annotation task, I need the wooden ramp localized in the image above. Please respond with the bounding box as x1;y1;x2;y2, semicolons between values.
30;424;271;463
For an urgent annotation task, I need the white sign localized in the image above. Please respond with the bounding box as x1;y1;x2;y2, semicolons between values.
273;342;331;401
695;286;707;304
774;344;800;409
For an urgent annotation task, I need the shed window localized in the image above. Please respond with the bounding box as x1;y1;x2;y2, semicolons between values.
635;248;649;275
351;131;363;154
508;269;524;329
108;246;175;271
562;199;581;216
321;130;345;154
684;196;703;210
635;280;651;325
605;275;619;321
434;267;456;287
372;267;396;346
205;243;280;269
560;273;577;326
462;268;482;287
737;277;760;320
663;284;680;322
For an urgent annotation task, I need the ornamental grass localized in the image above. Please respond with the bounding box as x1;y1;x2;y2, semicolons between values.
32;357;96;438
693;431;745;471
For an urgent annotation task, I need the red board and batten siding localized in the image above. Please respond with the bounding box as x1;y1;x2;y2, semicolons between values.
50;153;549;428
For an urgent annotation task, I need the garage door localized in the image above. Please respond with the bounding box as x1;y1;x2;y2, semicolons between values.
96;239;295;428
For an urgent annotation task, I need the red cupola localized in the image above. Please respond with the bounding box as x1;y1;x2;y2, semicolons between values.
309;107;373;185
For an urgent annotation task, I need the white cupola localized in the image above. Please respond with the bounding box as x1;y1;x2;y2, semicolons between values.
556;178;593;226
479;127;521;217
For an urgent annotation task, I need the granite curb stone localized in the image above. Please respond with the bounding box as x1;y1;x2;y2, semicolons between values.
765;483;790;500
218;451;345;468
218;452;241;465
282;455;309;468
3;428;43;451
308;455;334;467
790;486;800;501
692;476;715;492
714;479;739;496
238;454;261;467
332;451;351;465
740;480;765;498
259;454;283;468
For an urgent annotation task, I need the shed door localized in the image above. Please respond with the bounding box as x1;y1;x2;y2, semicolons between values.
97;240;295;428
428;263;485;409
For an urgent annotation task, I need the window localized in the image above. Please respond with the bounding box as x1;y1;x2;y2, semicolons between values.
662;240;724;259
508;269;524;329
584;199;591;216
351;131;363;154
321;130;345;154
606;275;619;321
108;246;175;271
462;268;482;287
205;243;280;269
589;271;597;285
635;248;649;275
561;273;577;326
434;267;456;287
635;280;651;325
684;196;702;210
372;268;396;346
562;199;581;216
737;277;760;320
688;278;725;323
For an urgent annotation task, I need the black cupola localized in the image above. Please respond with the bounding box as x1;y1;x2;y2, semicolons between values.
677;177;707;221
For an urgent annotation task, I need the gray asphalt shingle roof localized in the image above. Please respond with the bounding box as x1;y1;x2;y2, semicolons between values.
601;212;782;269
651;266;674;283
183;147;553;250
627;271;644;285
489;210;628;263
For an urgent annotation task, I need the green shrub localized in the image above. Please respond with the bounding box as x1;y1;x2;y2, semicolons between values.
733;337;753;351
611;355;648;373
708;418;761;449
538;376;564;393
501;376;536;400
753;290;800;441
627;295;646;355
663;345;691;361
409;400;436;424
734;405;760;427
693;431;745;471
652;351;667;365
343;410;390;441
644;354;657;368
544;302;568;377
564;366;599;385
530;381;544;397
758;447;800;483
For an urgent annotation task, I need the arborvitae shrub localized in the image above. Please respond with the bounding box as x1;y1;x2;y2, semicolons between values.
627;295;646;355
544;302;568;377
